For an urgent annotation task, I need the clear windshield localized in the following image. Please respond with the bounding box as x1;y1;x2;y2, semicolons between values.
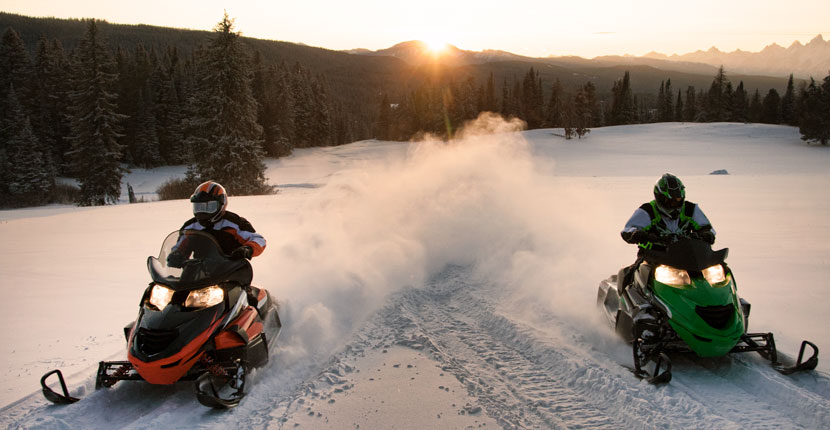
148;230;249;290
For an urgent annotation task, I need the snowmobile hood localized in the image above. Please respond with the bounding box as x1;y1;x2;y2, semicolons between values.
653;274;745;357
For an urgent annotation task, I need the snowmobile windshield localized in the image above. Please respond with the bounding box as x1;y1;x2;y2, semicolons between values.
643;238;728;272
147;230;251;290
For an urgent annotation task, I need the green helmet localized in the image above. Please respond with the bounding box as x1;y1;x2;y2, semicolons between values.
654;173;685;216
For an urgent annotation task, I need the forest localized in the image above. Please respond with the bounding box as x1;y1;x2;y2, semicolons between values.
1;12;828;208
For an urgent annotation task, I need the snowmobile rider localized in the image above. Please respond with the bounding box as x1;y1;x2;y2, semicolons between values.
167;181;266;267
618;173;715;290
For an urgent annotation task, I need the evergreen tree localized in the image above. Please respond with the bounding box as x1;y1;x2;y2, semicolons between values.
484;72;497;112
761;89;781;124
797;74;830;145
732;81;749;122
675;90;684;122
707;66;730;121
183;13;267;195
571;82;595;138
780;74;797;126
663;79;674;121
66;20;126;206
656;81;666;122
33;36;72;174
3;86;54;205
376;93;392;140
545;78;564;127
610;71;635;125
152;60;185;163
0;28;33;121
748;89;763;123
683;86;697;122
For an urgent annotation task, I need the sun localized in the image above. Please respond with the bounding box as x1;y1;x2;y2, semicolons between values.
423;37;450;55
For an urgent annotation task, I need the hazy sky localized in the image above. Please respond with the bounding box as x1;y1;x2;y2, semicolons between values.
3;1;829;58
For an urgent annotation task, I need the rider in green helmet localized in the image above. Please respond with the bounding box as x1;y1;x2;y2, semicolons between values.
618;173;716;291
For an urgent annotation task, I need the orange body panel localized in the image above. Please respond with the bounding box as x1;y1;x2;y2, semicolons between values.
215;307;264;350
128;315;224;385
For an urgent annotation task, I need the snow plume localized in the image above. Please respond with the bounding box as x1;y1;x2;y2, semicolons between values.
264;113;616;365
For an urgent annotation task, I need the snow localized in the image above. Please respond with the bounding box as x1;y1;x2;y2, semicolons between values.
1;121;829;428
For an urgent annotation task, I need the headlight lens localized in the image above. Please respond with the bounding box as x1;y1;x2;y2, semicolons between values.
185;285;224;308
149;284;174;310
703;264;727;285
655;265;691;287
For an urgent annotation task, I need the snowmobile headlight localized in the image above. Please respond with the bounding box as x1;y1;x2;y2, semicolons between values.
185;285;224;308
655;265;691;287
149;284;174;310
702;264;727;285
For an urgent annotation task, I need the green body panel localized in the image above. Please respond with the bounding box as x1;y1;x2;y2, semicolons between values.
653;274;745;357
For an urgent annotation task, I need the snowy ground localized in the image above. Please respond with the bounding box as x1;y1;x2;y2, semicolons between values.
1;120;829;429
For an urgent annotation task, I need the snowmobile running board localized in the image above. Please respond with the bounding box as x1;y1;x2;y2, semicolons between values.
41;370;79;404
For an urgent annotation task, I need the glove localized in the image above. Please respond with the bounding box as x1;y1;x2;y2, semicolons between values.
698;230;715;244
231;246;253;260
166;251;185;268
629;230;662;244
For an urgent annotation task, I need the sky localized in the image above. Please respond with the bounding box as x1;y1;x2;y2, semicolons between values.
2;1;829;58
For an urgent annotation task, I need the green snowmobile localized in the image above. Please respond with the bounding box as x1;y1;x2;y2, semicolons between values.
597;236;818;383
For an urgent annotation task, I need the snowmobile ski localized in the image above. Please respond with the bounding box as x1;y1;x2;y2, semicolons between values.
41;370;79;404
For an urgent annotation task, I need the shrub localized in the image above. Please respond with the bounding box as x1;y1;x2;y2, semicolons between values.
156;177;200;201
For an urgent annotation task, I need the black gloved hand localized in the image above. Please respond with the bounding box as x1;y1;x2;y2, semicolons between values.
630;230;662;244
231;246;253;260
166;251;185;268
698;230;715;244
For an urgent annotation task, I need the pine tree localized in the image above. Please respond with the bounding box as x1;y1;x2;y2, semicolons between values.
675;90;684;122
797;74;830;145
780;74;797;126
152;60;185;163
0;28;33;120
33;36;72;174
545;78;564;127
663;79;673;121
683;86;697;122
707;66;730;122
731;81;749;123
484;72;497;112
376;93;392;140
4;86;54;205
748;89;763;123
610;71;635;125
66;20;126;206
656;81;666;122
183;13;267;195
761;89;781;124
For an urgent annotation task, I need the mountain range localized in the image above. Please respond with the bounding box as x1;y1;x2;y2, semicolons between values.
351;35;830;80
642;35;830;79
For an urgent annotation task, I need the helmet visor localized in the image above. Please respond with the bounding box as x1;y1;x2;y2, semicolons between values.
193;200;220;214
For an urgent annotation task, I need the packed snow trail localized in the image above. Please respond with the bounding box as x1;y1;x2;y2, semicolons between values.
3;270;830;429
255;265;830;429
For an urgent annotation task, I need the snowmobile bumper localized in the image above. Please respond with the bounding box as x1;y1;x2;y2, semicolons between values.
733;333;818;375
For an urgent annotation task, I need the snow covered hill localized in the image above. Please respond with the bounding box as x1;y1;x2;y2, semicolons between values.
1;121;829;429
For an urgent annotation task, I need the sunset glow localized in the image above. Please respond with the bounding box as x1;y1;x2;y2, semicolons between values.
423;37;450;55
2;0;829;58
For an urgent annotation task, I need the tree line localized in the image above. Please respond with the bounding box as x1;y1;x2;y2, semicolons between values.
378;66;830;144
0;15;348;207
2;14;829;208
